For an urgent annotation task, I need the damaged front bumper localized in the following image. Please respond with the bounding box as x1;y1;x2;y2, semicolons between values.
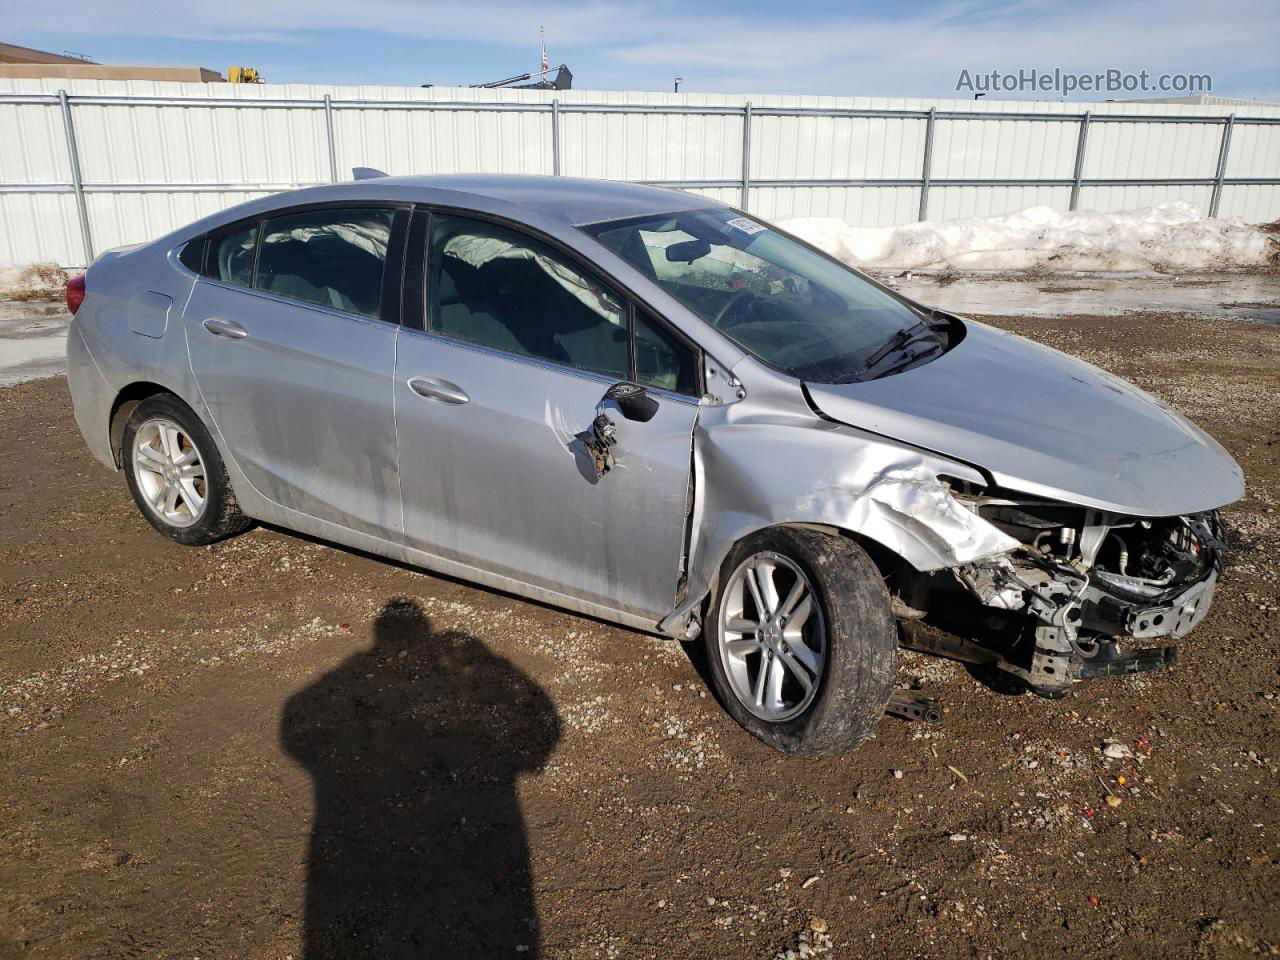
936;505;1224;697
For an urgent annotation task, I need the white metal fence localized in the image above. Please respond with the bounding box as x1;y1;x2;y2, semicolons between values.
2;79;1279;268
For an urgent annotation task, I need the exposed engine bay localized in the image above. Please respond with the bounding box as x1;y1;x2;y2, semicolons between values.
899;483;1226;698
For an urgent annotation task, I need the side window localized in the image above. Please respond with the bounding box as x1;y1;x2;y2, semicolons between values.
429;214;628;379
254;207;396;319
177;237;205;274
205;222;258;287
635;309;700;396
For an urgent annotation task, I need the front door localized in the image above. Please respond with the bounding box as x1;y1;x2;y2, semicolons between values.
395;213;702;621
184;204;407;540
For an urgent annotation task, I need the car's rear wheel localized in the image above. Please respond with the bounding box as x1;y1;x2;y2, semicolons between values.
705;527;896;754
122;394;250;546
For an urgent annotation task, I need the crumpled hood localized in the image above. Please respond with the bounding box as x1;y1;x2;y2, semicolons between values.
805;320;1244;517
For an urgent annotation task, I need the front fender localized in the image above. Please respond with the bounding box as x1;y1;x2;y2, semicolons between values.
658;398;1016;634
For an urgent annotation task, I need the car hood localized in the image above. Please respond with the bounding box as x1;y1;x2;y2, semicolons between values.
805;320;1244;517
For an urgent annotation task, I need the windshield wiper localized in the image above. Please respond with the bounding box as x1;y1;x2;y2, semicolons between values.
865;340;946;379
862;319;944;370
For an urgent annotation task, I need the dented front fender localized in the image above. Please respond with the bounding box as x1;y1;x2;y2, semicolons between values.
659;377;1017;635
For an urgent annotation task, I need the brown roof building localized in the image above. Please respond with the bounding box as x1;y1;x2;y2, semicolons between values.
0;42;223;82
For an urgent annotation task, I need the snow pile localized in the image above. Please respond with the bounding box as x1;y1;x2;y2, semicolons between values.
0;264;69;302
777;202;1278;273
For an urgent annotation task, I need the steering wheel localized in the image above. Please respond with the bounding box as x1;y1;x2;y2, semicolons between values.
711;288;755;328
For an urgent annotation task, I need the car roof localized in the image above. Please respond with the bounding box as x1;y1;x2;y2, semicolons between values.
376;174;724;226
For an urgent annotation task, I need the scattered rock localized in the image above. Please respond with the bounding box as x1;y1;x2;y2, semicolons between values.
1102;740;1134;760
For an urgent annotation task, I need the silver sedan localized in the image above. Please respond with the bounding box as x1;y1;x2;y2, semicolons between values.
65;175;1243;753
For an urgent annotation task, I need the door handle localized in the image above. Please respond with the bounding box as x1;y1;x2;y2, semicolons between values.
203;317;247;339
408;377;469;405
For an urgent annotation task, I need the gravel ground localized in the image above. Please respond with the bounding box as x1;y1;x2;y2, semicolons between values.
0;308;1277;959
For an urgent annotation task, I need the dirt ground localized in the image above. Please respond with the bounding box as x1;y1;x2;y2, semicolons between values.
1;309;1278;959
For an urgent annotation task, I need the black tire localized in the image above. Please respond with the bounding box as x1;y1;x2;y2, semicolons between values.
704;527;896;755
122;393;252;546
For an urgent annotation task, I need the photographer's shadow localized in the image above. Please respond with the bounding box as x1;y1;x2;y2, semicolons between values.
282;599;560;958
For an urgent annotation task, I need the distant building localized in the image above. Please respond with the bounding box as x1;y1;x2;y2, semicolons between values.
1119;93;1280;108
0;42;223;82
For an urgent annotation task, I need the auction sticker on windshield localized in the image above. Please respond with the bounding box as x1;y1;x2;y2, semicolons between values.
726;216;766;235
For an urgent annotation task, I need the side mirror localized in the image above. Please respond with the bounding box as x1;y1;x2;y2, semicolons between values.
604;382;659;423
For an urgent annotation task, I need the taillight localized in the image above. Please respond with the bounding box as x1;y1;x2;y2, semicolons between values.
66;273;85;315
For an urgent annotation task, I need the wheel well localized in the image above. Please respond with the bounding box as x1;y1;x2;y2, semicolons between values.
108;382;174;467
699;522;918;619
750;523;916;581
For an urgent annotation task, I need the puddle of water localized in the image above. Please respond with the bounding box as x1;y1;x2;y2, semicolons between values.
0;300;66;321
879;272;1280;323
0;301;71;386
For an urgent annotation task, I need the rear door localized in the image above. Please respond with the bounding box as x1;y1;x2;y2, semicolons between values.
395;211;703;621
183;203;409;540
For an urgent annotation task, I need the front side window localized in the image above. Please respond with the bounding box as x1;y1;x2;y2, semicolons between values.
635;308;698;395
429;214;629;379
254;207;396;319
588;209;939;384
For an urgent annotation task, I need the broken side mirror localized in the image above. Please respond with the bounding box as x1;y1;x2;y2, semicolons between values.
604;381;659;423
579;383;661;482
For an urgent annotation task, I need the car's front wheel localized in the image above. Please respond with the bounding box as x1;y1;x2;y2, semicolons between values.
122;394;251;546
705;527;896;754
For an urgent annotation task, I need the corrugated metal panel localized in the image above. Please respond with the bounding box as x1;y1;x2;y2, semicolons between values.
71;101;330;184
561;112;740;181
1204;185;1280;223
1076;184;1215;215
679;187;739;207
1082;121;1224;179
750;187;919;227
0;100;67;183
84;191;275;252
931;118;1077;179
0;193;82;264
1;77;1278;267
333;108;551;177
930;186;1074;220
1224;123;1280;179
752;117;926;180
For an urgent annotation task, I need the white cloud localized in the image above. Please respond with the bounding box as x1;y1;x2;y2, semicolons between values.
611;0;1278;96
5;0;1277;97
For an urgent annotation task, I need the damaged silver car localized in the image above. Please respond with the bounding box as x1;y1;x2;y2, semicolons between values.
65;175;1243;754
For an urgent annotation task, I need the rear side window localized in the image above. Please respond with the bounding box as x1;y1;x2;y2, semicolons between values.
254;207;396;319
207;222;258;287
428;214;629;379
177;238;205;274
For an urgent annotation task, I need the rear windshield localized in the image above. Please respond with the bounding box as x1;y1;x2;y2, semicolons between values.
586;209;930;383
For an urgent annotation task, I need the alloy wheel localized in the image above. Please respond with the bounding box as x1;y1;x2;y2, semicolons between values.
131;417;208;528
717;551;827;722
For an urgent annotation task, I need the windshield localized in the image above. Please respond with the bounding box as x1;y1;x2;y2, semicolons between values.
587;208;940;383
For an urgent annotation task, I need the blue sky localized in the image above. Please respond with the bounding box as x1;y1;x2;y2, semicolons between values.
4;0;1278;100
